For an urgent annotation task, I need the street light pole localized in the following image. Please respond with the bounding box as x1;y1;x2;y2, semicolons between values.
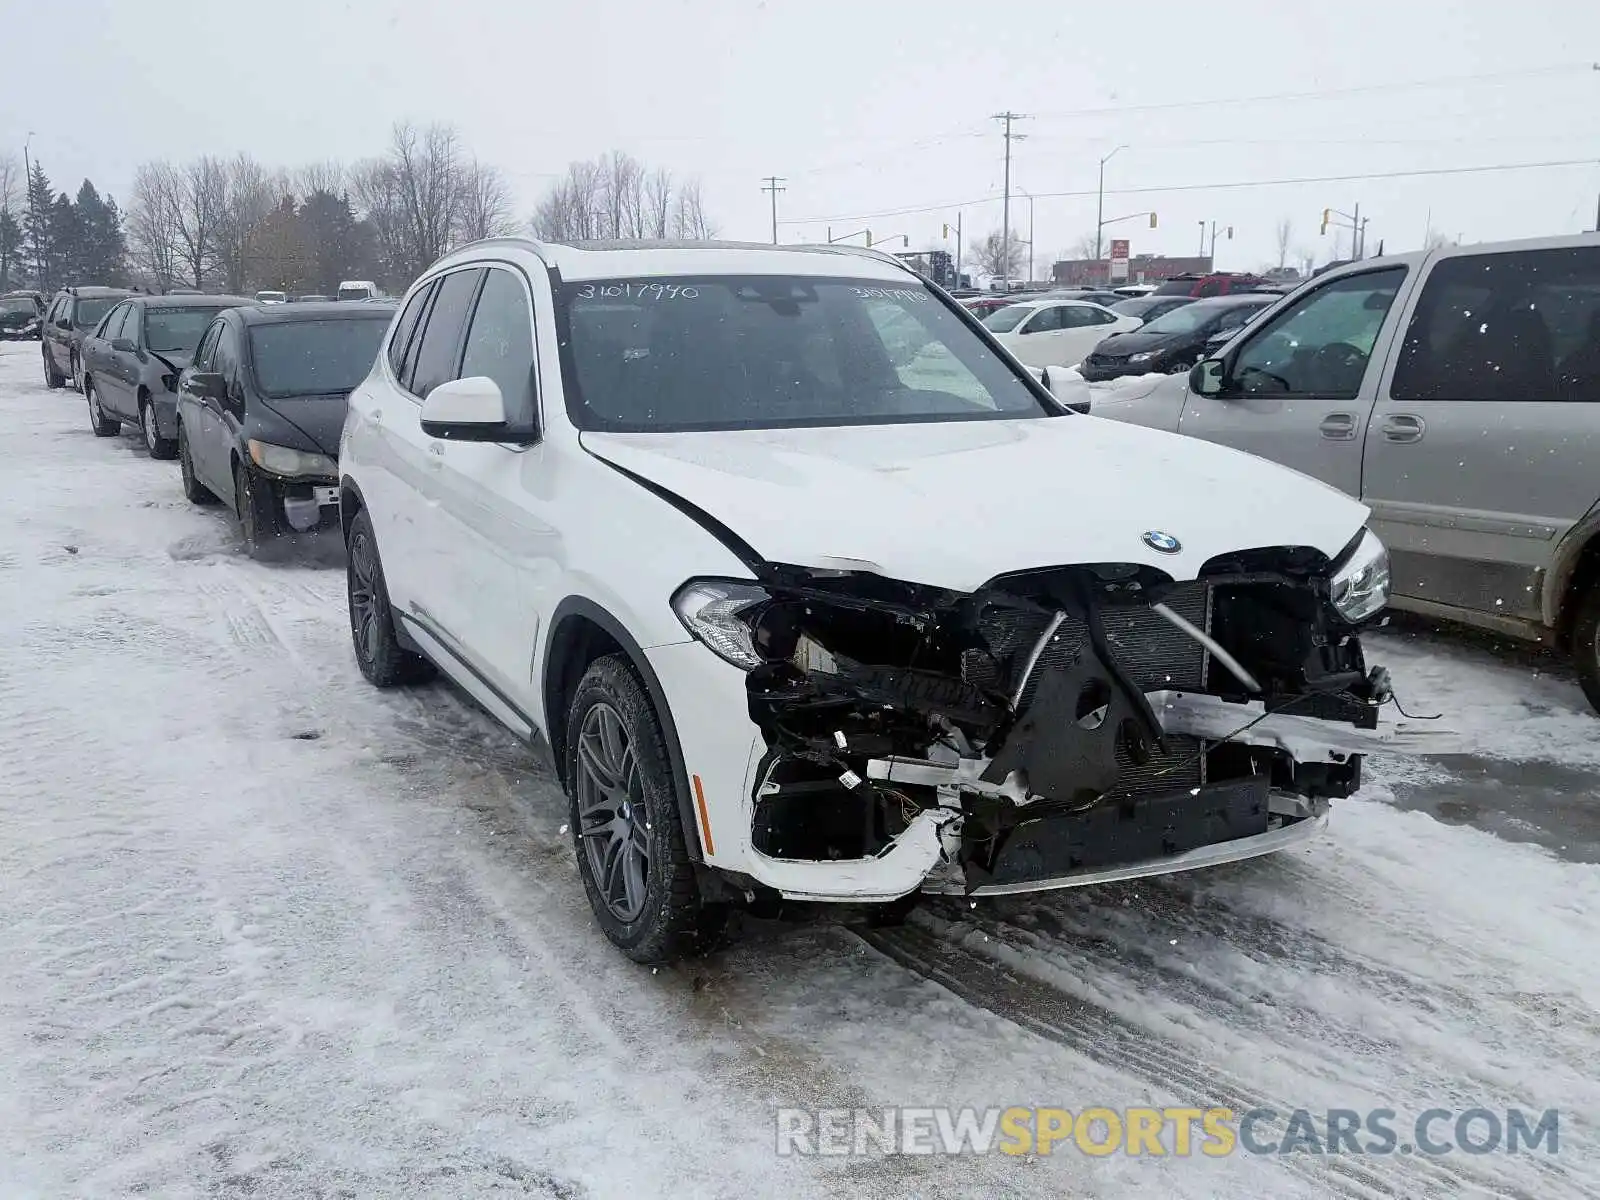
1094;144;1127;262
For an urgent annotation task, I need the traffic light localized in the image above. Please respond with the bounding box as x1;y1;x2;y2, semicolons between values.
1149;213;1158;228
1226;226;1234;240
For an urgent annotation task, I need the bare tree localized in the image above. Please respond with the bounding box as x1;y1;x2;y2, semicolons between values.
127;161;185;290
216;155;284;292
669;178;716;240
1061;232;1101;262
529;158;605;241
644;168;673;239
1275;218;1293;270
455;158;516;243
165;157;228;288
974;230;1027;279
294;159;346;200
388;121;461;278
0;153;19;216
1423;230;1455;251
348;158;408;284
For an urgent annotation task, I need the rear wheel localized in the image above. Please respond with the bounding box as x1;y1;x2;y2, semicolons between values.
70;351;84;394
84;380;120;437
1570;583;1600;715
43;348;65;390
141;397;177;459
178;422;218;504
566;655;725;963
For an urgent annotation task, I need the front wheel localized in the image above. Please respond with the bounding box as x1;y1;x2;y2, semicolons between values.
178;422;218;504
141;399;177;459
1570;583;1600;715
85;380;120;437
566;655;725;963
233;463;282;557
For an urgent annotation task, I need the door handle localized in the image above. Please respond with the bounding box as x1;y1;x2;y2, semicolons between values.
1381;414;1426;444
1319;412;1357;440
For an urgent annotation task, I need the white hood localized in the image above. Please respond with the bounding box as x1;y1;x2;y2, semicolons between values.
581;417;1369;593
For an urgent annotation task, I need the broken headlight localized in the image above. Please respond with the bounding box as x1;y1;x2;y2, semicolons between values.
1329;528;1390;623
671;579;769;670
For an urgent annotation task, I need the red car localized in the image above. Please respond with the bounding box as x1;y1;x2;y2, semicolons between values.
959;296;1018;318
1151;272;1272;298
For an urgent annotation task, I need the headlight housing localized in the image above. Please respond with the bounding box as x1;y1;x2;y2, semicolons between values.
671;579;769;670
247;439;338;479
1329;529;1390;623
1128;351;1156;363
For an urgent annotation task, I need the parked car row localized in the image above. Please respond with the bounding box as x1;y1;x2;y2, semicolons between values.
1091;233;1600;708
34;236;1410;963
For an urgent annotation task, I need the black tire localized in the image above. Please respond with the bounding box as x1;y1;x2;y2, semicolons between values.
84;380;120;437
1570;583;1600;715
345;508;432;687
43;348;65;390
233;462;282;558
566;654;725;964
178;421;218;504
861;892;922;927
140;397;178;460
70;351;84;394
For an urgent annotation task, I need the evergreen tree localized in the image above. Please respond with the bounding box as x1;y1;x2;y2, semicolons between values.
300;189;377;294
0;208;21;292
23;160;54;290
74;180;127;284
50;193;84;286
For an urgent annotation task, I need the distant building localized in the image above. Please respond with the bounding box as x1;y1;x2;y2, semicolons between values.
1051;255;1213;286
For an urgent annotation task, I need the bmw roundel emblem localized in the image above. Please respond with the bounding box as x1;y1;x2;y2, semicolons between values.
1142;530;1182;554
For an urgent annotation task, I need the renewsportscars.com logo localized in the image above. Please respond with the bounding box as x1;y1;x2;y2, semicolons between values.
775;1107;1561;1158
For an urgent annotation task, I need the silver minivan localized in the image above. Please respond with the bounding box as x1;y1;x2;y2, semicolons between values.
1091;234;1600;710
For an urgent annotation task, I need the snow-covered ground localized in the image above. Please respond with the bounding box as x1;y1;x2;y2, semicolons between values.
0;340;1596;1198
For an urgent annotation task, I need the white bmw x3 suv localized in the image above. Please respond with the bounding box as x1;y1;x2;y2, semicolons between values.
339;238;1398;963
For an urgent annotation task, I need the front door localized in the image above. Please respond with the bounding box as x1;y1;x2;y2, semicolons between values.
1176;265;1410;496
1361;242;1600;622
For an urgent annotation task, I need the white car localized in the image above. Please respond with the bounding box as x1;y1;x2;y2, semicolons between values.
339;238;1398;963
254;290;288;305
981;298;1142;368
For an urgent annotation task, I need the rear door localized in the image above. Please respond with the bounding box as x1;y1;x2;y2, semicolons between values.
83;304;126;411
45;297;71;372
103;305;140;417
1361;241;1600;625
1175;264;1411;496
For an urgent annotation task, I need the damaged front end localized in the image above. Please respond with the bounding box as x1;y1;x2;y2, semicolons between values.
673;532;1399;899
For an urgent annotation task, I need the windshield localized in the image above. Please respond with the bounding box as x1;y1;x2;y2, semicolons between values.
247;317;388;397
337;286;369;301
1111;297;1164;318
0;298;37;314
145;307;231;355
74;297;118;328
561;275;1048;432
255;291;286;302
1140;300;1247;336
979;305;1032;333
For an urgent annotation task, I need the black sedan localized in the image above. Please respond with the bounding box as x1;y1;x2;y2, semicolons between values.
1079;294;1278;381
0;291;45;340
80;294;253;456
175;301;396;556
1107;294;1196;324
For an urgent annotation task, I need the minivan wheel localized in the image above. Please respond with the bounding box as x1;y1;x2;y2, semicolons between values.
566;654;725;964
142;399;178;459
1570;584;1600;715
345;508;432;687
178;423;217;504
85;380;120;437
43;349;65;390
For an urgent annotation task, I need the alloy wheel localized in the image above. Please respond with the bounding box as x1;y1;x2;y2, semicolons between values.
574;701;652;923
347;530;381;665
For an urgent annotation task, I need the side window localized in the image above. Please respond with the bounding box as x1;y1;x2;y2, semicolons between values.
459;267;537;425
1021;306;1062;334
410;269;485;398
193;322;221;370
388;282;433;382
1391;247;1600;403
213;323;242;386
1083;307;1117;326
98;304;128;341
1229;267;1406;399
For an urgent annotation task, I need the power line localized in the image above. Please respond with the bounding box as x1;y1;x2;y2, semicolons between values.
1024;62;1599;123
760;176;786;244
779;156;1600;226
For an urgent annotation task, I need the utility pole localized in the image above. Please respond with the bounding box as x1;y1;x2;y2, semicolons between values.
1197;220;1206;257
760;176;786;245
1094;144;1127;262
993;112;1027;285
1017;188;1035;285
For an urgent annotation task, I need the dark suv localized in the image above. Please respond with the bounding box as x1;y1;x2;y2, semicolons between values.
0;292;45;340
41;286;131;391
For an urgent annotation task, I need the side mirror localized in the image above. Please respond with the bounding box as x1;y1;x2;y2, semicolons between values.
420;376;513;441
187;370;226;401
1190;358;1226;396
111;337;136;353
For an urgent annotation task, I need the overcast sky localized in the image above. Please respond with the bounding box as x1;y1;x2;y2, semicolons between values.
4;0;1597;274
